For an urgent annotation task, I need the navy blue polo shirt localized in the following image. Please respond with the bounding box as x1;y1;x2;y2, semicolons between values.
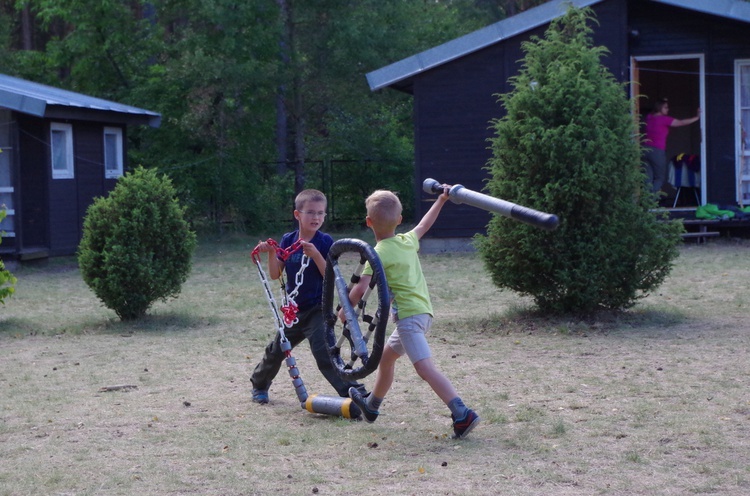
280;230;333;312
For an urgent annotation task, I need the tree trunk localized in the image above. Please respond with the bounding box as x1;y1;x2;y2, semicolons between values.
277;0;305;194
293;88;306;195
21;3;33;50
275;0;290;176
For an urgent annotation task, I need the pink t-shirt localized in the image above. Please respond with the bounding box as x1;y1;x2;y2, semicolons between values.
644;114;675;150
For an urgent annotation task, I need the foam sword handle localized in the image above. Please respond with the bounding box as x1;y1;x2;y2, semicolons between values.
422;178;559;231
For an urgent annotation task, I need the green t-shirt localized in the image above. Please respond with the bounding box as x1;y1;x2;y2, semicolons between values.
363;230;432;320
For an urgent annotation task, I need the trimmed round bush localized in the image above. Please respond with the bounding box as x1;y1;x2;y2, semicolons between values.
78;166;197;320
476;7;683;314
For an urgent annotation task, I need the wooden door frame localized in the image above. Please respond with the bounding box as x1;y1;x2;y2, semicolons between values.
734;59;750;206
630;54;706;206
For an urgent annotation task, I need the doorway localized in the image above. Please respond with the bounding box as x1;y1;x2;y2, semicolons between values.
0;109;15;241
631;55;705;207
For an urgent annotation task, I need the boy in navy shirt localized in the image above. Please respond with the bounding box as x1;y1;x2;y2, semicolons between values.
251;189;363;405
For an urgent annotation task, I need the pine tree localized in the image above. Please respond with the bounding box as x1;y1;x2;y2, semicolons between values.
476;6;683;314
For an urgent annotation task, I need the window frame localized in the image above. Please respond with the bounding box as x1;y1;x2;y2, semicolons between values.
103;126;124;179
50;122;74;180
735;59;750;204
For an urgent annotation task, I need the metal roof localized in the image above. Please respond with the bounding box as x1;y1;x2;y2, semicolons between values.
0;73;161;127
366;0;750;92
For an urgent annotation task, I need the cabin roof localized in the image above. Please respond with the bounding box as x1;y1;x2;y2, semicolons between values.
0;73;161;127
366;0;750;93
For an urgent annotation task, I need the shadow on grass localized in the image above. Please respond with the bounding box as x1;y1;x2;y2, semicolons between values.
0;316;41;338
442;303;691;339
0;311;218;339
112;312;220;335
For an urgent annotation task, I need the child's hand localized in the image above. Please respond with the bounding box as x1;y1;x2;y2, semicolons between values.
254;240;275;253
299;240;320;258
337;307;346;323
438;184;452;202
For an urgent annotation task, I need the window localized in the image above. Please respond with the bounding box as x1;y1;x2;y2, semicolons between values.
735;60;750;203
103;127;123;179
50;122;74;179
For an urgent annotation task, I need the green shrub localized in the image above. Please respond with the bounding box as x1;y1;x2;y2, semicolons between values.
475;6;683;314
0;208;17;304
78;166;197;320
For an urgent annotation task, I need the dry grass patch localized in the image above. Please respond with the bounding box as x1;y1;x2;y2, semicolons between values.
1;235;749;495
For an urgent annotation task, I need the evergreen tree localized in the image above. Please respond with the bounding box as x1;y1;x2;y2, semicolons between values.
476;6;683;314
0;1;540;229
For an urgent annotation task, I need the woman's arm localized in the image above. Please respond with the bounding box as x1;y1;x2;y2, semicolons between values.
671;108;701;127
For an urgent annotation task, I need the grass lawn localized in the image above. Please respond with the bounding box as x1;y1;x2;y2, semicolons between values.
1;233;749;495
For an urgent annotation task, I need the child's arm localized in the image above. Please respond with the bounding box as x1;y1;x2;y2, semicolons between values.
413;185;451;240
254;241;284;280
338;274;372;322
269;257;284;280
299;240;327;276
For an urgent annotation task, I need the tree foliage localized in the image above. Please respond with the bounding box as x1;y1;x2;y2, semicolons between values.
475;6;683;315
78;167;197;320
0;0;543;228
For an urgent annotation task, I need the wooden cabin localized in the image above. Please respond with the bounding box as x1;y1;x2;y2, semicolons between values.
366;0;750;242
0;73;161;259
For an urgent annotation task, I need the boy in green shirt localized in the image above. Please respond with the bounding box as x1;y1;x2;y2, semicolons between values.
342;187;479;439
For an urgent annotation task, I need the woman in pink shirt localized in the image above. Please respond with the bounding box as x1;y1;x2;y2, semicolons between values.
643;97;701;193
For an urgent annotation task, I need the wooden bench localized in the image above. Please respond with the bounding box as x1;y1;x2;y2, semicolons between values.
680;219;720;242
681;219;720;226
681;231;720;239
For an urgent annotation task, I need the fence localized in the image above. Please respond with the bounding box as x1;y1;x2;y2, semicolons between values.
267;159;414;227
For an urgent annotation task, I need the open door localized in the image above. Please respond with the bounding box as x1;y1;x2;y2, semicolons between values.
735;60;750;207
631;55;706;207
0;109;15;242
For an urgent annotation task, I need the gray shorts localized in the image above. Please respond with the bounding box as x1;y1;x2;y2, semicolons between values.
387;313;433;364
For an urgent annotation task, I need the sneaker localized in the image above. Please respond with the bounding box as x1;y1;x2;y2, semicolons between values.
348;387;379;423
451;409;480;439
339;383;367;398
347;400;363;421
252;388;269;404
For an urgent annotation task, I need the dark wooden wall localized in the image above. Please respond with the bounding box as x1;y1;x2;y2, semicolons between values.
73;121;119;250
17;114;123;256
49;120;122;256
48;119;80;256
17;114;48;249
411;0;750;238
413;0;628;238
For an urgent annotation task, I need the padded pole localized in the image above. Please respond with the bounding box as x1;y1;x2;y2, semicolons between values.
305;394;361;419
422;178;559;231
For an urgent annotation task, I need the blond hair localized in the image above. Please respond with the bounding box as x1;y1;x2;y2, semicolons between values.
295;189;327;211
365;190;402;228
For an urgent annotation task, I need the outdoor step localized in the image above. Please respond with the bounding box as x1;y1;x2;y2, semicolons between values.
681;231;720;239
18;248;50;261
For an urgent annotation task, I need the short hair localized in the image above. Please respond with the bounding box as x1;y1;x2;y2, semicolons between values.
365;190;402;226
295;189;327;210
